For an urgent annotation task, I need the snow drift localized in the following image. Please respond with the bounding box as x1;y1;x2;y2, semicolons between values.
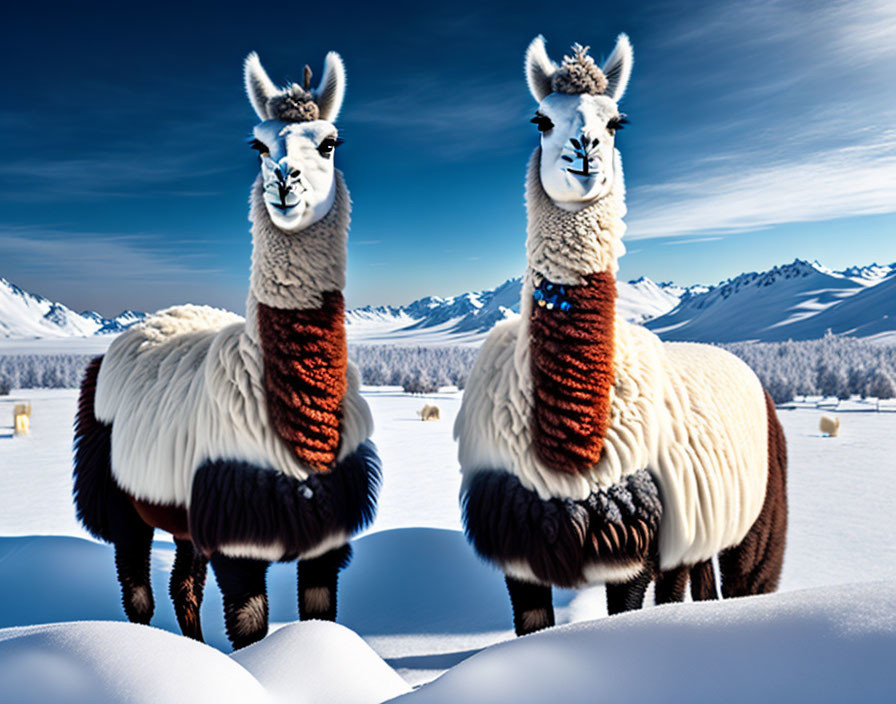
396;581;896;704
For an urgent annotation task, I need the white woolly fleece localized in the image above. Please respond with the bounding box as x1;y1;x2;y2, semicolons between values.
95;305;373;509
248;170;350;313
94;170;373;522
455;157;769;570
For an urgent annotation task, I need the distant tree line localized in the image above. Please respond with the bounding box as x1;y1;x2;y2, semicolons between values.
0;354;96;391
349;345;478;393
723;334;896;404
2;335;895;405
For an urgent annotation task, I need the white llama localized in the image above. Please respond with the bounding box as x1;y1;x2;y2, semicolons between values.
454;35;787;636
73;51;380;649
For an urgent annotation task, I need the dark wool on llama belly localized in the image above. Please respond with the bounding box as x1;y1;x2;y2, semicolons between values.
462;468;662;588
189;440;381;560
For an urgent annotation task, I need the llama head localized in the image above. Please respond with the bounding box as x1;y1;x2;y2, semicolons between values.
525;35;633;210
244;51;346;232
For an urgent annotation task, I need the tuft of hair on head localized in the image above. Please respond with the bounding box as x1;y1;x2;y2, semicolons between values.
551;43;608;96
267;84;320;122
524;33;634;103
243;51;346;124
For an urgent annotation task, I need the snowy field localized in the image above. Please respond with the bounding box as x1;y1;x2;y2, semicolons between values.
1;388;895;702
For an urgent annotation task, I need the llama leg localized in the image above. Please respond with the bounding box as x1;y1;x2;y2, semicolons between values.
298;544;352;622
505;575;554;636
169;538;208;641
210;553;269;650
113;519;155;625
606;568;652;615
719;392;788;597
689;560;719;601
654;565;689;604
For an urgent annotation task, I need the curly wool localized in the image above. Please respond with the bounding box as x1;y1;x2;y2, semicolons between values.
551;44;608;96
462;468;662;587
248;170;350;311
267;84;320;122
525;148;627;283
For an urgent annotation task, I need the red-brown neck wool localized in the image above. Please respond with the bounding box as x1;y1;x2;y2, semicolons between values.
257;292;348;472
529;271;616;475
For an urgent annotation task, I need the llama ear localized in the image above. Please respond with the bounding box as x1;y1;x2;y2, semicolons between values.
602;33;634;102
525;35;556;103
314;51;347;123
244;52;277;120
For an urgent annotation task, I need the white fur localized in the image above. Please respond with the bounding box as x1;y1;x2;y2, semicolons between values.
602;34;634;102
92;53;368;564
248;170;350;311
95;305;373;510
503;558;643;587
245;53;346;232
254;121;339;232
525;35;556;103
455;141;770;570
526;35;632;209
314;52;346;123
244;52;278;121
456;313;769;569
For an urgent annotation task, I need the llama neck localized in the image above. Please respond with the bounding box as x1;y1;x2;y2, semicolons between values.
523;148;625;476
246;171;351;472
248;170;350;313
524;148;627;285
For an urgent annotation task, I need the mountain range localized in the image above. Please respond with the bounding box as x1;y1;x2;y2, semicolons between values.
0;279;145;339
2;258;894;347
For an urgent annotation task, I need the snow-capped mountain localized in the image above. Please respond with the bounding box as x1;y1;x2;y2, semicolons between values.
345;276;694;345
3;258;895;347
646;259;896;343
0;278;146;339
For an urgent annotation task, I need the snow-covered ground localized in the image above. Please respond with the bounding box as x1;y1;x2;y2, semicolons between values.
1;388;895;701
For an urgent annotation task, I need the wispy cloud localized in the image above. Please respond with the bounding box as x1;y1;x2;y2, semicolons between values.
660;236;725;246
349;74;528;159
628;130;896;239
627;0;896;240
0;225;242;314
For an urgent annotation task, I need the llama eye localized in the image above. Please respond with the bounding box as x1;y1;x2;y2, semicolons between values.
530;114;554;133
607;115;629;133
249;139;269;156
318;137;344;157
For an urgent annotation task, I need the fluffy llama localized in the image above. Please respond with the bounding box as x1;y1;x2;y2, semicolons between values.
454;35;787;635
73;51;380;649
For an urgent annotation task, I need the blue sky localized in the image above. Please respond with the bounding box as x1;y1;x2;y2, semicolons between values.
2;0;895;315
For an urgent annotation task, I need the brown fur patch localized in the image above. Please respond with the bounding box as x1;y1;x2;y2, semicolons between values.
689;559;719;601
303;586;331;614
170;539;207;642
131;499;190;540
529;271;616;475
257;293;348;472
719;391;788;596
654;565;689;604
